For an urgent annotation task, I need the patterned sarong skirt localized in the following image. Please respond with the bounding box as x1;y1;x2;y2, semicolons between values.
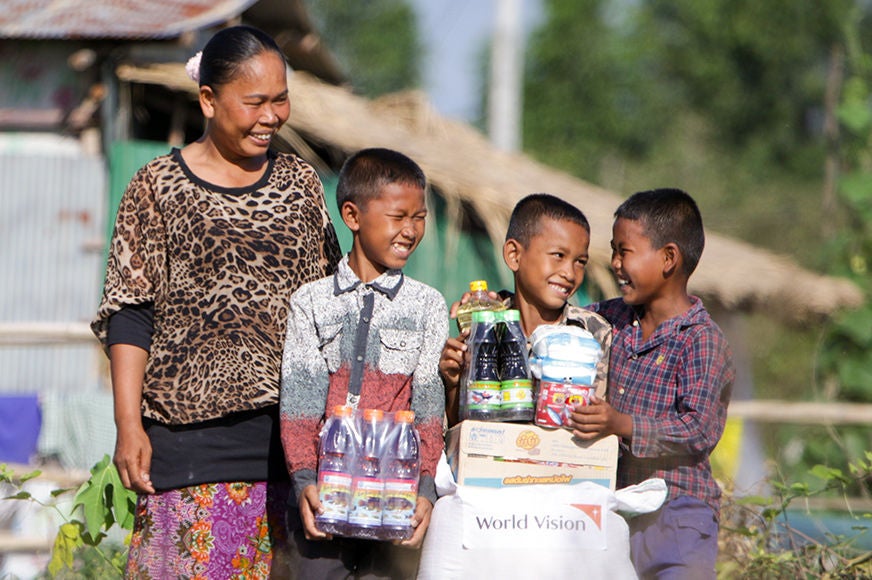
125;480;290;579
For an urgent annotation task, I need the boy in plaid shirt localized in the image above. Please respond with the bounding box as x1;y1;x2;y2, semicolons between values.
570;189;735;579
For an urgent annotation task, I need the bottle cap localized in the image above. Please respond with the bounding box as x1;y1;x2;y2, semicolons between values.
469;280;488;292
502;309;521;322
362;408;385;421
395;410;415;423
332;405;353;417
471;310;497;324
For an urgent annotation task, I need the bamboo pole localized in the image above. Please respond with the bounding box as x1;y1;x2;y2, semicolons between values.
0;531;53;553
6;462;90;488
729;400;872;425
0;322;95;345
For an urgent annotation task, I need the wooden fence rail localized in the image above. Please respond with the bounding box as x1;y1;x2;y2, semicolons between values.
0;322;95;346
729;400;872;426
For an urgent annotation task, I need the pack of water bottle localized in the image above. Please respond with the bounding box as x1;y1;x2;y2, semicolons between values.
315;405;421;541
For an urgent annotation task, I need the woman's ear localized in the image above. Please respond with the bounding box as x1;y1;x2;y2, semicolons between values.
503;239;522;273
199;86;216;119
341;201;361;232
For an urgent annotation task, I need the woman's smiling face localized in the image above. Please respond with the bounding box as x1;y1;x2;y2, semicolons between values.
203;50;289;161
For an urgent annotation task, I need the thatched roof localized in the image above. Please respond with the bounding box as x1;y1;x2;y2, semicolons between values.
116;63;864;323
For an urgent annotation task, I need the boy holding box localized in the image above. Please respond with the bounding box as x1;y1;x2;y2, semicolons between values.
440;193;612;425
571;189;735;578
281;148;448;578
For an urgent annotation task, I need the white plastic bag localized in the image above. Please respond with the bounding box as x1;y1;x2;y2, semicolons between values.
613;478;668;518
420;459;668;580
419;484;639;580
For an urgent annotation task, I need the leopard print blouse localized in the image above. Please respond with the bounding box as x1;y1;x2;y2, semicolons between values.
92;149;342;424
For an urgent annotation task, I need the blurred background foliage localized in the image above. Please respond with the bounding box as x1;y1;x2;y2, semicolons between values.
307;0;422;97
308;0;872;496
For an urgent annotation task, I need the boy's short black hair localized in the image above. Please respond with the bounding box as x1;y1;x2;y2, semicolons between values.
615;188;705;276
505;193;590;247
336;148;426;210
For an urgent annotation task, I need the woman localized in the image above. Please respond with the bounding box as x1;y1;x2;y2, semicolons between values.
91;25;342;578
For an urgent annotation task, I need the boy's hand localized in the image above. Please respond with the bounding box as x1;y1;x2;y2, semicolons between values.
398;496;433;549
440;333;469;426
447;292;470;320
568;394;632;440
438;333;469;389
299;484;331;541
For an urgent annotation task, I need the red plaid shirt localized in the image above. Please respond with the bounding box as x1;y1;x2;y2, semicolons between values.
590;297;735;514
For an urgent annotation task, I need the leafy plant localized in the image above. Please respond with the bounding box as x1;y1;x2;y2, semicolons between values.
1;455;135;578
718;455;872;578
812;3;872;498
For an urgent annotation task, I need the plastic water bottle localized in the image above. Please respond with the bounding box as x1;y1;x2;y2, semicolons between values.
315;405;355;536
381;410;421;540
461;310;502;421
498;309;534;422
347;408;385;539
454;280;506;333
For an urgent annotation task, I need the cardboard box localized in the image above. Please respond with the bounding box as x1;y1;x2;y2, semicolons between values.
446;420;618;490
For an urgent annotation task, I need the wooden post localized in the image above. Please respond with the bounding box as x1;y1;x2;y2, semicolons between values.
729;400;872;425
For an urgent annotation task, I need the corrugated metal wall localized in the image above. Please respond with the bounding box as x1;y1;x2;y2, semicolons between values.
0;149;106;393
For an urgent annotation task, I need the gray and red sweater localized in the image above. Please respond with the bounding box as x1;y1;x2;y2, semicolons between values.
280;256;448;505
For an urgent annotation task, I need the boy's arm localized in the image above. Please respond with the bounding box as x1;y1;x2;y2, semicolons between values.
411;291;449;507
626;327;734;458
567;309;617;437
280;285;332;502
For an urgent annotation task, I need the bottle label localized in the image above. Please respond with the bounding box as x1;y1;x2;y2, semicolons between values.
317;471;352;521
467;380;502;411
500;378;534;409
534;380;595;427
348;477;384;526
382;478;417;527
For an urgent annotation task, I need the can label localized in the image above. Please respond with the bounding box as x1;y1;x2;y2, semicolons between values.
534;379;595;428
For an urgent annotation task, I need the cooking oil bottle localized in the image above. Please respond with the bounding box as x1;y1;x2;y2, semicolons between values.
455;280;506;334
